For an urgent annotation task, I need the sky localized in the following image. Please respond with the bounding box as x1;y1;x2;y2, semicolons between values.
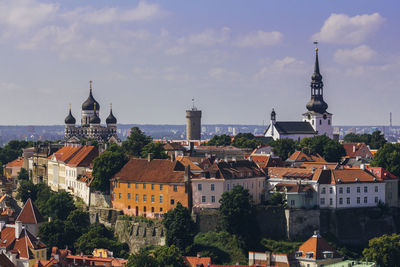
0;0;399;126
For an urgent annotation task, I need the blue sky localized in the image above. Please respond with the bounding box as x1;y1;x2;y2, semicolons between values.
0;0;399;126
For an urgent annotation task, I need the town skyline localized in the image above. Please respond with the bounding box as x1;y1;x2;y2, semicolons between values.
1;0;399;126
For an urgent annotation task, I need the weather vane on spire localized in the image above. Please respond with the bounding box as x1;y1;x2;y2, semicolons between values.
313;41;319;51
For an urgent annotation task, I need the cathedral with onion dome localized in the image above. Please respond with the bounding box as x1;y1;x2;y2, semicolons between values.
64;81;120;143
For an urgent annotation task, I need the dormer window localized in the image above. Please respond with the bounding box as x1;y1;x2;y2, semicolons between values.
305;252;313;258
295;251;303;257
323;251;333;258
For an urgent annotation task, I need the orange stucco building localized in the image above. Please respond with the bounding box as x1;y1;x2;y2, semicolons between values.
111;158;192;218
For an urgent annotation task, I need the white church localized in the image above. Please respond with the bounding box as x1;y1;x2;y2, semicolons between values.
264;47;333;141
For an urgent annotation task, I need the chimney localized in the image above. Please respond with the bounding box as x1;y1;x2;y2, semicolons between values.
353;145;356;153
48;217;52;222
147;153;152;162
184;165;191;183
15;221;22;239
323;165;327;170
197;252;201;258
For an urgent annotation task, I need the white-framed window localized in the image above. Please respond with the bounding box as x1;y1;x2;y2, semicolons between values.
347;187;350;194
364;197;368;203
339;187;343;194
375;186;378;192
151;195;155;203
347;198;350;204
321;188;326;194
135;194;139;202
357;187;360;193
143;194;147;202
329;188;333;194
357;197;360;204
211;184;215;191
211;196;215;203
329;198;333;205
198;184;202;191
320;198;325;205
375;197;378;203
202;196;206;203
159;194;163;203
364;186;368;193
339;198;343;205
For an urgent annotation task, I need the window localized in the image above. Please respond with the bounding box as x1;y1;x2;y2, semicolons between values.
202;196;206;203
312;120;314;125
227;184;230;191
347;198;350;204
347;187;350;194
143;194;147;202
329;188;333;194
143;184;146;189
339;187;343;194
364;197;368;203
135;194;139;202
319;120;322;125
160;207;163;212
321;188;326;194
113;193;115;200
151;184;154;190
173;185;178;192
160;184;163;190
128;205;131;209
320;198;325;205
329;198;333;205
364;186;368;193
151;207;154;213
291;200;295;206
198;184;202;191
211;196;215;203
328;120;331;125
339;198;343;205
128;193;131;199
211;184;215;191
118;193;121;199
375;186;378;193
357;187;360;193
160;195;163;203
135;183;138;189
151;195;155;203
128;182;130;188
357;197;360;204
375;197;378;203
170;199;175;205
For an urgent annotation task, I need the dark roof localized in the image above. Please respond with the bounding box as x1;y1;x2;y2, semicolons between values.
82;88;100;111
64;109;76;124
0;253;15;267
106;109;117;124
209;160;264;179
274;121;316;135
16;198;45;224
89;112;101;124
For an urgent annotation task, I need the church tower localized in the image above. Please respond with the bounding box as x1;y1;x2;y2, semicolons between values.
302;46;333;138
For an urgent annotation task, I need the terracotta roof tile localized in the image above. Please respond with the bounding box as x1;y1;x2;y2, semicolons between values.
49;146;82;162
5;158;24;168
184;256;212;267
297;233;340;260
16;198;45;224
67;146;98;167
114;158;187;183
366;166;398;180
176;156;203;172
343;143;372;158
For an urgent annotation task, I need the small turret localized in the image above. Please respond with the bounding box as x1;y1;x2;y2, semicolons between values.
106;103;117;124
65;104;76;124
90;103;101;124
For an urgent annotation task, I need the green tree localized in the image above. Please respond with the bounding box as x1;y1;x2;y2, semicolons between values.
75;224;129;258
163;202;196;252
370;143;400;177
299;135;345;162
343;131;386;150
127;253;158;267
38;220;69;249
92;149;128;192
153;245;186;267
268;192;286;206
41;191;76;220
141;142;168;159
232;133;261;149
206;134;231;146
122;127;152;157
16;180;38;202
219;186;259;248
17;168;29;180
362;233;400;267
261;239;302;254
370;131;387;149
270;138;297;161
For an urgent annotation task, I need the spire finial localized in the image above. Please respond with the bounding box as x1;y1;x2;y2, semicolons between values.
69;103;71;111
89;80;93;92
192;97;195;110
313;42;321;77
110;103;112;110
314;41;318;52
94;102;96;112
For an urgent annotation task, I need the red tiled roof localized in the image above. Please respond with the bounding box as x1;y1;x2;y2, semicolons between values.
366;166;398;180
114;158;187;183
67;146;98;167
5;158;24;168
17;198;45;224
287;151;326;163
343;143;372;158
330;169;381;184
49;146;82;162
78;172;94;186
297;233;341;260
184;256;212;267
300;162;338;170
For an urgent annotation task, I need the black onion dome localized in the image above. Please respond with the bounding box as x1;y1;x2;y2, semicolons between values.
106;109;117;124
90;113;101;124
82;86;100;111
306;97;328;114
65;108;76;124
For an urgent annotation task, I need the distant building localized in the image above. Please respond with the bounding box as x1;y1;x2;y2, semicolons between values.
248;251;290;267
64;81;119;143
265;47;333;141
186;102;202;141
342;143;373;159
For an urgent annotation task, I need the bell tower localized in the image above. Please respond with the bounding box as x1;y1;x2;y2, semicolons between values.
302;44;333;138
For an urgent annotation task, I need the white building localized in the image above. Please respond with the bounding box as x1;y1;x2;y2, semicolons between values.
265;47;333;141
191;160;266;210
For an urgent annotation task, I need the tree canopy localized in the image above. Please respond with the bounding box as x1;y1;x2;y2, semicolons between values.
205;134;231;146
40;191;76;220
127;245;185;267
299;135;345;162
122;127;153;157
17;168;29;180
162;202;196;252
362;233;400;267
270;138;297;161
370;143;400;177
232;133;261;149
92;148;128;192
343;131;387;150
141;142;168;159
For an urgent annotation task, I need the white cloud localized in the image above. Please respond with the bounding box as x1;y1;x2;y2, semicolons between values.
165;46;187;55
313;13;385;45
254;57;305;80
334;45;376;65
179;27;231;46
208;67;240;81
0;0;58;30
234;30;283;47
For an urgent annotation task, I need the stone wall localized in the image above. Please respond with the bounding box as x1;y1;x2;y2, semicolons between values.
90;191;111;208
89;207;122;228
114;220;165;253
285;209;320;240
256;206;287;240
193;209;220;233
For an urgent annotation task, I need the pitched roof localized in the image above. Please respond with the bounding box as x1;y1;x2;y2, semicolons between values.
250;155;284;169
300;162;338;170
114;158;187;183
366;166;398;180
274;121;316;135
343;143;372;158
49;146;82;162
318;169;381;185
67;146;98;167
16;198;45;224
164;142;186;151
176;156;203;172
209;160;264;180
297;233;341;260
184;256;212;267
287;151;326;163
78;172;95;186
0;253;15;267
268;167;320;181
5;158;24;168
272;183;315;193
